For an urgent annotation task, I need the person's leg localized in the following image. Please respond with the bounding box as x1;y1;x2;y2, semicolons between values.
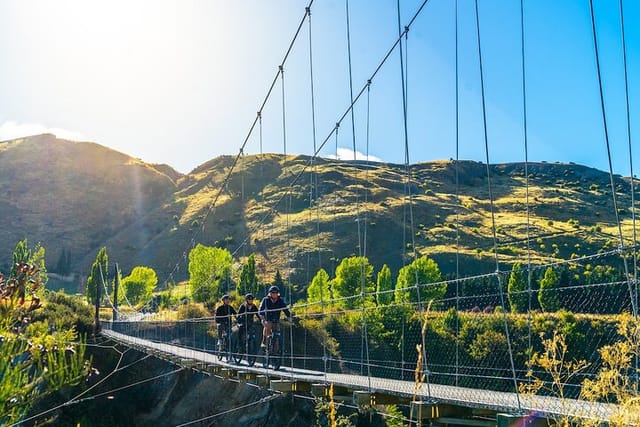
262;321;273;347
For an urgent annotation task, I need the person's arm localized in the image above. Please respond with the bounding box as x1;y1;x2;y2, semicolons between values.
258;298;267;323
238;304;246;323
278;299;292;319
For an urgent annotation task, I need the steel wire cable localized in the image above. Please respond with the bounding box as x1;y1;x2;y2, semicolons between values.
519;0;535;388
453;0;461;388
618;0;639;383
588;0;636;318
473;0;521;411
126;2;314;315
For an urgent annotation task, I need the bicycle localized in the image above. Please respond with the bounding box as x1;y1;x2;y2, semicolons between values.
262;323;283;370
232;323;258;367
216;326;234;362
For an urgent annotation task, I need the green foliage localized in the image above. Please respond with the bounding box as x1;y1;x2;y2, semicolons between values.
376;264;393;305
34;291;94;336
468;330;507;362
10;239;31;279
307;268;330;305
332;256;374;309
86;247;108;304
54;248;72;276
507;263;527;313
10;239;48;295
0;264;89;424
273;269;284;288
176;303;209;319
122;266;158;305
188;244;233;303
394;255;444;305
239;253;258;296
538;267;560;312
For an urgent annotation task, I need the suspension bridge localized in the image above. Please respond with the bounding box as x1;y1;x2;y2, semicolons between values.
96;0;639;425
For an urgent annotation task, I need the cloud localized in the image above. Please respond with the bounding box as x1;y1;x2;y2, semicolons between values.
327;147;383;162
0;121;85;142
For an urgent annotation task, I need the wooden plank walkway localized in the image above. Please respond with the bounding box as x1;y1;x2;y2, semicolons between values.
102;329;617;422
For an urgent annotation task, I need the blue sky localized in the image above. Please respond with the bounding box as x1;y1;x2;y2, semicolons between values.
0;0;638;176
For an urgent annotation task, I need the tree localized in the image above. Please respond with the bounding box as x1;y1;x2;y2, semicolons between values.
0;263;89;424
332;256;374;309
54;249;72;276
10;239;31;278
239;253;258;296
538;266;560;312
188;244;233;303
394;255;444;306
10;239;48;295
86;247;108;304
507;263;527;313
307;268;330;305
122;266;158;305
376;264;393;305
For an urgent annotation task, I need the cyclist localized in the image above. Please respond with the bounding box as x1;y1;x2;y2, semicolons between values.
214;294;237;351
258;285;292;348
237;293;259;341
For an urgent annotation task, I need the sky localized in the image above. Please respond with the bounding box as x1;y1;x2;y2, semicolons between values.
0;0;638;176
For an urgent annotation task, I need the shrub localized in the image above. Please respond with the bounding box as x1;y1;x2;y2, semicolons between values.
177;303;209;319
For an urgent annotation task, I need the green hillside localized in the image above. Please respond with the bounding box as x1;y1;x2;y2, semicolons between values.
0;134;634;292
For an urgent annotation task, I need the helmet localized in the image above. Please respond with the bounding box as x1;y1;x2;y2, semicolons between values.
268;286;280;293
221;294;230;300
245;293;254;300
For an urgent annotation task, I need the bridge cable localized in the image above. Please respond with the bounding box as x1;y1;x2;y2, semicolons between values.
397;0;428;397
345;0;371;384
137;0;314;312
588;0;637;318
520;0;534;386
279;63;296;370
473;0;522;411
618;0;639;382
13;342;156;426
397;0;420;307
453;0;461;388
618;0;638;311
176;394;280;427
303;6;318;371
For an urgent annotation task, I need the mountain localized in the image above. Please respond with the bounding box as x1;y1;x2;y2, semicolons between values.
0;134;633;292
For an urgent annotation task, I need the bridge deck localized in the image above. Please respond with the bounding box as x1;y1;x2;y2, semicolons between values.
102;329;617;422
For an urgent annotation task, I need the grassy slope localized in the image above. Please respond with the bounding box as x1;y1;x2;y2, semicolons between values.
1;135;633;291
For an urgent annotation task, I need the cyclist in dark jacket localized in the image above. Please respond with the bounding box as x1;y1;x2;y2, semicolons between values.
215;295;237;346
237;293;259;339
258;286;292;347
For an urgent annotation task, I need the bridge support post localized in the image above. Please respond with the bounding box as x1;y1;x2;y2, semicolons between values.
410;401;439;423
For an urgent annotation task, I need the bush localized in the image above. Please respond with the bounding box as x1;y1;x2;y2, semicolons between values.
177;303;209;319
35;291;94;336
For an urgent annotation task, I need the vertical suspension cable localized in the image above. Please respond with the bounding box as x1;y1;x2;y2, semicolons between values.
520;0;534;375
397;0;420;308
618;0;638;312
454;0;461;388
619;0;639;384
362;81;372;389
473;0;521;409
345;0;369;381
588;0;637;317
279;65;295;368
